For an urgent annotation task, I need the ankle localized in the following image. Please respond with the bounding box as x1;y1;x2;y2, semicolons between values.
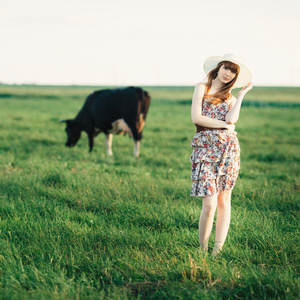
212;242;223;256
200;242;208;253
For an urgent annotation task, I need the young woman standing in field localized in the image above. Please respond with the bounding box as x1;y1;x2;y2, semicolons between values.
190;54;252;256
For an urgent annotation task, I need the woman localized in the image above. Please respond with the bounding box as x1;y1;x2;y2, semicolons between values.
190;54;252;256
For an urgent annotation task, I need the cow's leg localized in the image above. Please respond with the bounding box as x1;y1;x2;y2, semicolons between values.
130;126;142;158
134;140;140;158
123;118;142;157
88;133;94;152
105;133;113;156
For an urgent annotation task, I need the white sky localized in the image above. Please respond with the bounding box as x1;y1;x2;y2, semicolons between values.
0;0;299;86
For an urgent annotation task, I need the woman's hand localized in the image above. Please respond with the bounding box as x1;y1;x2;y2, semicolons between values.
238;82;253;97
226;124;236;132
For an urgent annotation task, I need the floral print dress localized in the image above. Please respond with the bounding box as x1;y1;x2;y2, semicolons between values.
190;98;240;197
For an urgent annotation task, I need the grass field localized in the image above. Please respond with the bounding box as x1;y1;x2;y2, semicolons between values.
0;85;299;299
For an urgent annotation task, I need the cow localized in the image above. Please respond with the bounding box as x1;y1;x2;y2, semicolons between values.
61;86;151;157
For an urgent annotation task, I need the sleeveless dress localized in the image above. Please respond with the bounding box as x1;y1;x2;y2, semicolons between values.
190;98;240;197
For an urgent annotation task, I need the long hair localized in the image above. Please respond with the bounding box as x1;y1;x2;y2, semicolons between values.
203;61;240;105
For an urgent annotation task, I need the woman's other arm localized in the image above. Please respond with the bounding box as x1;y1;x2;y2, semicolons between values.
191;82;233;129
225;82;253;124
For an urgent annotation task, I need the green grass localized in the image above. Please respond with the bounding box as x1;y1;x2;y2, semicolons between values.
1;84;300;103
0;85;299;299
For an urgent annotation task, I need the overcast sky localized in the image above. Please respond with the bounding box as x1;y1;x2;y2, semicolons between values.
1;0;299;86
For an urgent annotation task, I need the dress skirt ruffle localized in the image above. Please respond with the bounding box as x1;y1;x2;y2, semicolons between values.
190;129;240;197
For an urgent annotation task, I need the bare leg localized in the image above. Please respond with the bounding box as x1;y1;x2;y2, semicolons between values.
105;134;113;156
199;194;218;252
133;140;140;158
213;189;232;256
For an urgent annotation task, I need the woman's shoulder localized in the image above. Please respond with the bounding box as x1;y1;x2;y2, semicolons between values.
226;93;236;101
196;78;208;85
193;82;207;96
226;94;237;108
195;81;207;88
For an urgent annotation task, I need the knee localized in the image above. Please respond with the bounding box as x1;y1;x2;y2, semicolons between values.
218;191;231;208
202;197;217;214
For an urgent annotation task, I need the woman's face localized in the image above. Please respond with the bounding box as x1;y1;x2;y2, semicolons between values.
217;64;237;84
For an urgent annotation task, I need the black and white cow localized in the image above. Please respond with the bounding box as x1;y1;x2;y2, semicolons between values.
61;86;151;157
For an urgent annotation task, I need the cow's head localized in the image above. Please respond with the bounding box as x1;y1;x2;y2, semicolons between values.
61;119;82;148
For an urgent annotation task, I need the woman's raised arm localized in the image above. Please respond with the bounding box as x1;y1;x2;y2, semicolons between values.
225;82;253;124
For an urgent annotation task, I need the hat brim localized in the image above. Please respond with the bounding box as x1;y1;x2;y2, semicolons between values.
203;56;252;89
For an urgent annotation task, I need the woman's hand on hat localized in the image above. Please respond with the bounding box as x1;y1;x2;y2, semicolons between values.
238;82;253;97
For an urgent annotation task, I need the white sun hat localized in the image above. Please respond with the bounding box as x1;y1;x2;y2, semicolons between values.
203;54;252;89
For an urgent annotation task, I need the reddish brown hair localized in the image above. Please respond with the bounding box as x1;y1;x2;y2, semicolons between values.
203;61;240;105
